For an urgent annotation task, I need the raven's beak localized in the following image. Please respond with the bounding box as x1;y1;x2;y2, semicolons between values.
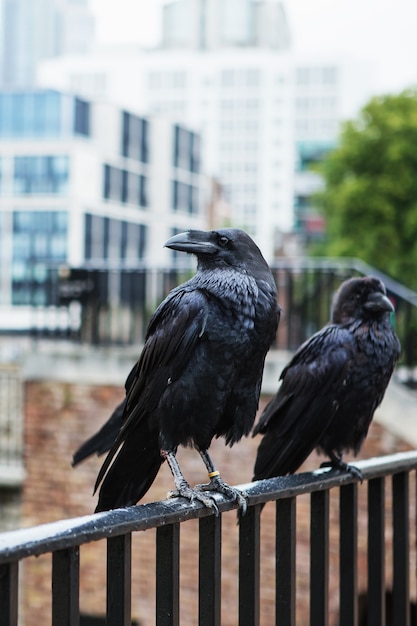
364;291;394;313
164;230;217;255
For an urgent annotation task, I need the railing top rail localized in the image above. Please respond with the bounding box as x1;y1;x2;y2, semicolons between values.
54;257;417;305
1;450;417;565
270;257;417;305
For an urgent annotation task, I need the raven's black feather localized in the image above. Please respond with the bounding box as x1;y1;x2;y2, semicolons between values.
252;276;400;480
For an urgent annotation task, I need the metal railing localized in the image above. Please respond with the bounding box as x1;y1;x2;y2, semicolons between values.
0;450;416;626
5;258;417;366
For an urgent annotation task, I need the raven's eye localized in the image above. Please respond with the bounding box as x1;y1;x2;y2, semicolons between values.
218;236;229;247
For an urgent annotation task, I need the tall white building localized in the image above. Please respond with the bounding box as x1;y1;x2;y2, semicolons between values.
38;0;294;259
37;1;374;256
0;89;206;328
161;0;290;51
0;0;95;87
293;55;372;241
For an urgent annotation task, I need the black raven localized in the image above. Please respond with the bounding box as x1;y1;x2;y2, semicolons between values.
252;276;400;481
75;228;279;513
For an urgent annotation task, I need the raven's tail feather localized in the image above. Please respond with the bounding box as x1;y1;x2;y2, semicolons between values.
252;429;314;481
72;400;125;466
95;422;163;512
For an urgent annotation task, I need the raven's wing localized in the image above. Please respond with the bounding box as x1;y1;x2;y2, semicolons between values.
94;287;209;494
253;325;354;479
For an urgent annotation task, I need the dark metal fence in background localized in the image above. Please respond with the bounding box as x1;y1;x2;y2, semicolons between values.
6;258;417;366
0;451;416;626
270;258;417;366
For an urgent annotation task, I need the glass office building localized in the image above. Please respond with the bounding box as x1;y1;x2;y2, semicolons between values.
0;90;205;323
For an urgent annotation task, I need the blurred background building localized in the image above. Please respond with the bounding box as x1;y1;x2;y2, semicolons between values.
37;0;296;257
0;89;205;330
36;0;373;258
293;54;371;245
0;0;95;88
0;0;374;328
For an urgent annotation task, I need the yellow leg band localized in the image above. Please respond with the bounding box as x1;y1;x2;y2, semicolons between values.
208;470;220;479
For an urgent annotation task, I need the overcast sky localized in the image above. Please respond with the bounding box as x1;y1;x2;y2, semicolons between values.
90;0;417;93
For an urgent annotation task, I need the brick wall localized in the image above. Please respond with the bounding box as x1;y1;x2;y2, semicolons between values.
20;376;414;626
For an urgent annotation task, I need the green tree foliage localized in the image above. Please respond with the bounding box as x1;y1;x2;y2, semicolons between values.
313;89;417;289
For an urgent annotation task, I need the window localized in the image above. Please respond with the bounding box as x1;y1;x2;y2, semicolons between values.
85;215;147;263
141;119;149;163
103;218;110;259
246;69;260;86
12;210;68;305
84;214;104;260
245;99;259;111
13;211;67;260
173;125;192;170
121;170;129;203
138;223;147;258
172;71;186;88
173;126;201;173
296;67;310;85
221;70;235;87
322;66;338;84
14;156;69;194
102;165;122;203
190;133;200;174
121;112;149;163
172;180;184;211
188;185;199;214
84;213;93;259
139;175;148;207
172;180;195;213
74;98;90;136
0;91;62;138
148;72;162;88
120;221;128;259
103;165;148;208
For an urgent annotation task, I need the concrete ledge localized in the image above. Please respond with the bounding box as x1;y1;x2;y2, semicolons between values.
374;375;417;447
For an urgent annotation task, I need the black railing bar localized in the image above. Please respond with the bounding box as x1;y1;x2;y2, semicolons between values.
51;546;80;626
339;483;358;626
367;477;386;626
275;497;296;626
156;523;180;626
310;489;330;626
238;504;261;626
392;472;411;626
106;533;132;626
199;515;222;626
1;451;417;564
0;562;18;626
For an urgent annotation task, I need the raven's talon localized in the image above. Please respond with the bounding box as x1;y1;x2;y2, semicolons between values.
320;460;363;482
167;487;219;515
195;478;248;515
346;465;363;482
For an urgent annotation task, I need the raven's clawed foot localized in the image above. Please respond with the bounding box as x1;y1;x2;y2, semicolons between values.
163;450;220;514
168;481;220;515
195;475;248;515
320;458;363;482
